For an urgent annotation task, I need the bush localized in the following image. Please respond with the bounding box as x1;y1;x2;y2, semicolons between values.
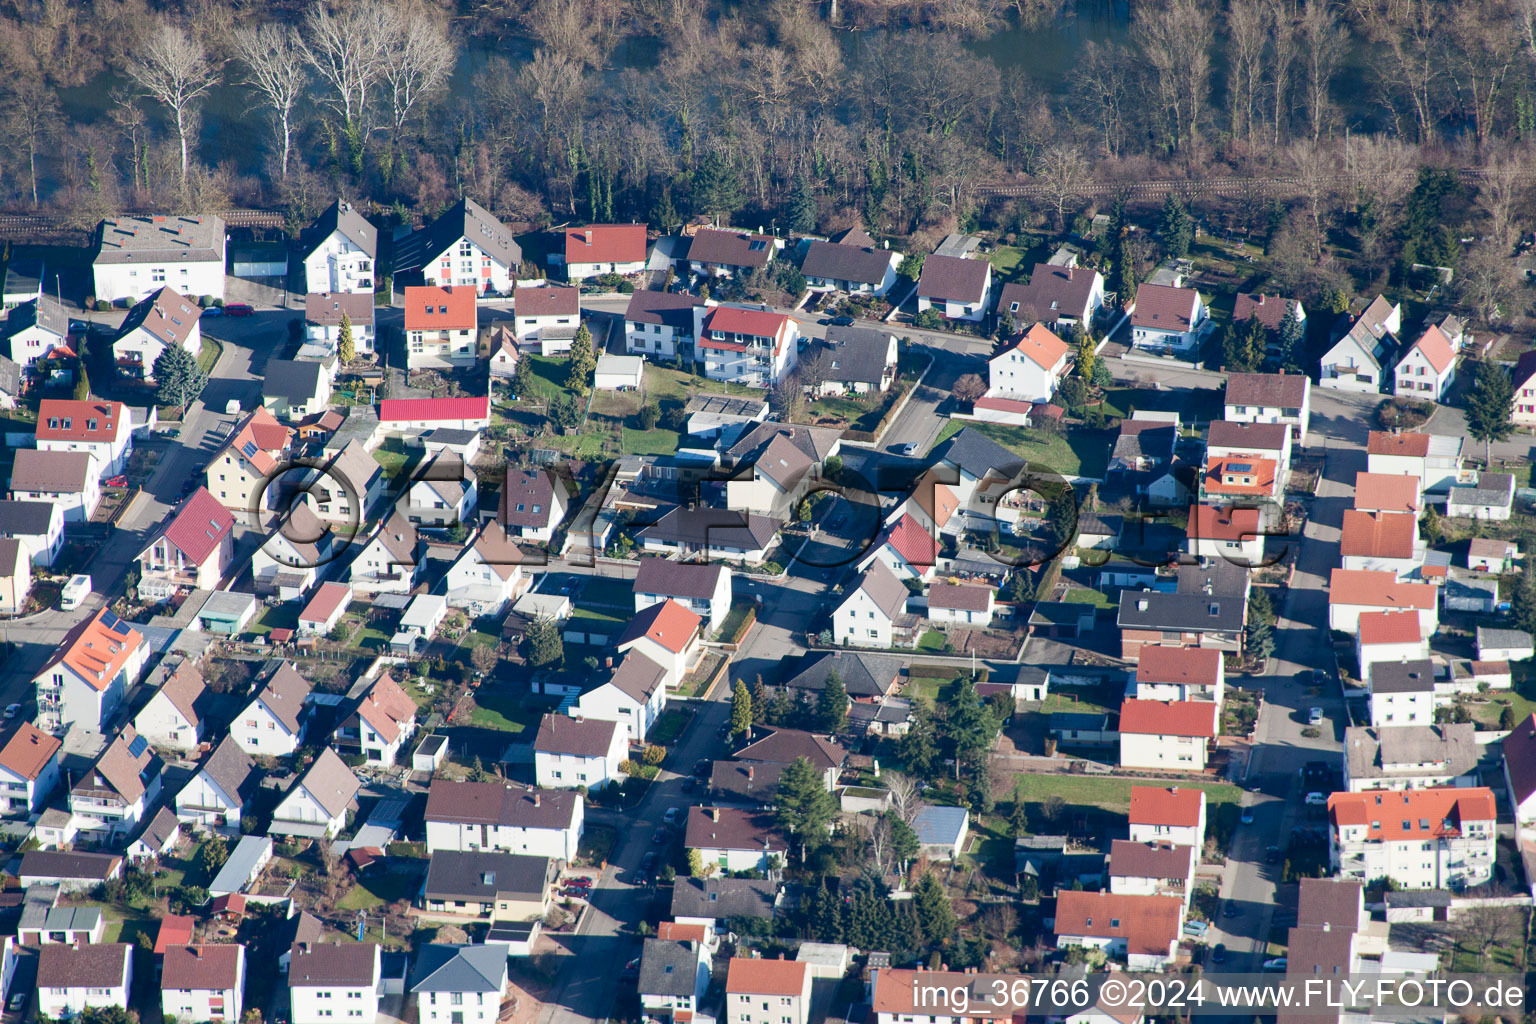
198;294;214;307
619;758;640;775
643;744;666;765
762;561;783;575
96;300;111;312
619;280;635;293
212;297;225;307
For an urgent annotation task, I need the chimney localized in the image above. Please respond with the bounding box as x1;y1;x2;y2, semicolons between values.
1137;599;1149;612
710;808;721;822
585;230;592;243
533;793;541;807
1256;294;1265;305
747;766;755;780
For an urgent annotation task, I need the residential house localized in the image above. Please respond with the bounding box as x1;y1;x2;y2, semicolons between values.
1447;471;1516;521
1119;699;1216;771
802;231;901;298
402;454;473;528
1503;714;1536;826
289;943;383;1024
1468;537;1519;573
300;200;377;294
638;937;710;1024
932;427;1027;519
534;714;626;792
232;662;312;756
624;290;708;359
394;594;449;654
670;877;779;932
1321;295;1401;392
1477;627;1534;662
501;467;568;542
1394;324;1457;401
9;449;99;524
1128;786;1207;848
926;582;995;627
250;504;334;600
394;197;521;293
161;943;246;1024
67;726;163;843
1355;611;1430;677
0;537;28;614
1368;659;1435;728
854;515;939;584
0;723;61;817
405;285;479;368
1366;431;1466;494
133;660;209;753
1201;420;1291;505
423;780;584;861
1232;292;1306;358
378;395;491;436
633;558;733;633
348;512;422;594
813;325;899;395
1513;349;1536;429
1133;645;1224;704
262;359;333;420
734;728;847;793
20;851;123;891
724;433;816;520
443;520;528;616
1115;564;1248;661
986;323;1071;404
1130;283;1208;354
577;651;669;744
1340;510;1425;577
1353;472;1422;514
912;804;971;861
136;487;235;599
616;599;703;688
1328;788;1496;890
1186;503;1268;569
557;223;648;280
297;581;353;638
512;284;581;353
305;291;378;357
1;295;68;369
410;944;510;1024
205;407;292;514
333;671;418;765
685;806;789;873
33;610;146;734
112;286;200;383
1345;723;1479;792
422;850;555;921
699;306;799;387
995;260;1105;331
1223;370;1311;442
1327;569;1437;635
637;506;780;565
834;560;912;648
36;398;133;476
175;736;258;831
270;747;361;839
1106;414;1185;505
2;257;42;308
93;214;226;303
1053;889;1184;970
0;353;22;409
38;943;134;1019
725;958;812;1024
782;651;903;705
687;227;777;278
1107;840;1196;907
915;254;992;321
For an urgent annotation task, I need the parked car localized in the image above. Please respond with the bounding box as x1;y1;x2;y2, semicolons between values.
200;305;225;318
104;475;127;488
895;442;919;456
1265;845;1282;864
3;704;18;719
1263;958;1288;972
650;827;668;845
1240;807;1255;825
224;303;255;317
623;958;640;979
827;315;854;326
1182;919;1209;938
564;875;593;888
1304;791;1327;806
1308;706;1324;725
663;807;684;826
1210;944;1227;963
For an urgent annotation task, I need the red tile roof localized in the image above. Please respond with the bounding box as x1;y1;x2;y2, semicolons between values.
1340;510;1417;559
1328;570;1435;611
39;610;143;692
704;306;790;341
726;957;807;996
1131;284;1200;332
1366;431;1430;457
885;514;939;568
619;598;702;654
1119;699;1217;738
515;283;581;317
657;922;708;942
298;582;352;624
1000;323;1071;370
379;396;490;424
1353;473;1421;513
161;943;244;991
154;914;196;955
1189;503;1260;543
1232;293;1301;332
0;722;60;781
565;224;647;265
1408;325;1455;374
404;285;476;331
1328;787;1495;840
1204;455;1277;496
1053;889;1184;957
1207;420;1289;451
916;254;990;304
1358;610;1422;645
352;672;417;744
1136;646;1222;687
36;400;126;443
1129;786;1204;827
162;487;235;565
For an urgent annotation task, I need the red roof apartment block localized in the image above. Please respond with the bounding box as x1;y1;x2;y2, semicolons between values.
565;224;647;265
1328;787;1495;839
1357;610;1423;645
1136;646;1222;688
1129;786;1205;828
404;285;476;331
1353;473;1421;514
1119;699;1218;738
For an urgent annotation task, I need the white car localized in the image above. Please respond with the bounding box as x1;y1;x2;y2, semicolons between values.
1263;957;1288;971
1308;706;1324;725
1304;792;1326;806
3;704;18;719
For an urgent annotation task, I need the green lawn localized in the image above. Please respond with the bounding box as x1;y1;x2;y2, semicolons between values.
337;870;418;911
643;364;762;405
246;604;299;637
1008;774;1241;810
371;436;417;478
1034;691;1111;715
197;336;224;375
936;419;1110;479
649;707;693;745
518;354;574;403
917;629;949;652
985;244;1036;284
1468;663;1536;728
1062;587;1112;609
468;689;541;733
622;427;681;455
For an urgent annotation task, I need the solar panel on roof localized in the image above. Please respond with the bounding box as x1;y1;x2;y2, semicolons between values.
1228;462;1252;473
241;441;258;457
128;735;148;758
748;240;767;251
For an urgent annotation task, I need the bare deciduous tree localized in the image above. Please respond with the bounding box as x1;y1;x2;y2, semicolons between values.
1297;0;1347;141
883;771;920;823
1034;144;1089;232
1265;0;1298;145
126;22;220;182
3;79;59;207
1478;148;1530;249
1225;0;1266;146
302;5;396;138
232;23;307;180
1446;2;1519;152
1135;0;1213;152
380;8;456;149
1075;41;1127;158
1356;0;1445;143
1458;242;1518;324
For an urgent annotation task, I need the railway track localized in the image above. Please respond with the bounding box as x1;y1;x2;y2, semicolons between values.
0;208;285;238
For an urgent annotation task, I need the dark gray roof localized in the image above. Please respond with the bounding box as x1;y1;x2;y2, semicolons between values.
1384;889;1452;908
1117;590;1245;632
130;805;180;852
801;240;893;286
782;651;904;699
20;850;121;880
198;736;258;804
997;263;1100;320
935;428;1025;480
724;421;842;466
1368;659;1434;693
0;499;57;535
410;944;507;994
533;714;619;758
395;198;521;273
668;877;778;920
687;228;774;269
1175;559;1250;596
2;258;42;299
0;355;18;398
1478;626;1533;649
916;254;989;303
638;938;700;998
1345;724;1478;782
820;326;896;385
709;759;785;804
734;728;846;771
95;215;225;264
848;697;912;726
264;358;327;403
638;506;779;552
625;290;705;329
425;780;580;830
4;295;68;343
302;200;378;259
634;558;727;601
423;851;550;902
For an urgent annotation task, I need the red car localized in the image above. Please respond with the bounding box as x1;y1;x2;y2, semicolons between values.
104;475;127;488
224;303;255;317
